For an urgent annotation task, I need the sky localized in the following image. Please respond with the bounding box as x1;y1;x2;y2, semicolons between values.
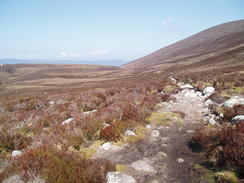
0;0;243;65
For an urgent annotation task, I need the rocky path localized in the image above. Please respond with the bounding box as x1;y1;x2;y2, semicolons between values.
95;84;211;183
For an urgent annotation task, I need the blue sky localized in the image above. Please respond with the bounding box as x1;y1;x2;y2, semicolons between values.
0;0;243;64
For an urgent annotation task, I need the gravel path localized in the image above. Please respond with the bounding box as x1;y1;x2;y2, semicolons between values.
96;86;209;183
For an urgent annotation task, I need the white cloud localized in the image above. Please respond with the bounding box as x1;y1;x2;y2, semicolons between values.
161;17;175;26
89;50;109;56
60;52;81;58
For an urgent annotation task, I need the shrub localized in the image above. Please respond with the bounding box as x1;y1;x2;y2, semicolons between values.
0;146;115;183
0;130;31;153
189;123;244;169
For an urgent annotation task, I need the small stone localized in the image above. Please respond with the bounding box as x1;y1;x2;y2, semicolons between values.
49;101;54;106
186;130;195;133
106;172;136;183
176;158;184;163
151;130;160;137
196;91;202;97
101;142;112;151
131;160;156;173
162;143;168;147
179;84;194;89
61;118;74;125
232;115;244;123
83;109;97;115
208;118;217;125
161;137;170;141
146;124;152;129
125;130;136;136
151;180;159;183
203;86;215;95
157;151;167;157
12;150;22;156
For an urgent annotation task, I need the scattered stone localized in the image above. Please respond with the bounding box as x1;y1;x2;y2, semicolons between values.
12;150;22;156
151;130;160;137
151;180;159;183
176;158;184;163
203;86;215;95
162;143;168;147
106;172;136;183
125;130;136;136
224;96;244;108
232;115;244;123
157;151;167;157
219;113;224;118
186;130;195;133
183;90;198;98
208;117;217;125
204;99;213;107
130;160;156;173
48;101;54;106
103;122;110;128
61;118;74;125
196;91;203;97
179;84;194;90
161;137;170;141
146;124;152;129
83;109;97;115
100;142;112;151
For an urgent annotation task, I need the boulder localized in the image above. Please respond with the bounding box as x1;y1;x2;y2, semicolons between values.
106;172;136;183
12;150;22;156
208;117;217;125
124;130;136;136
61;118;74;125
224;96;244;108
183;90;198;98
232;115;244;123
196;91;203;97
203;86;215;95
130;160;156;173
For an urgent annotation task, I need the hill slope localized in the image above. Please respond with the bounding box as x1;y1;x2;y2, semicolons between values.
122;19;244;71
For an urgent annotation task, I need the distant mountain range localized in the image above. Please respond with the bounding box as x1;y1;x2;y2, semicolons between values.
0;58;127;66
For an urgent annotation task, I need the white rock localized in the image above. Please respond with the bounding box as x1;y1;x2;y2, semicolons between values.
12;150;22;156
186;130;195;133
208;118;217;125
48;101;54;106
204;99;213;107
176;158;184;163
146;124;152;129
232;115;244;123
83;109;97;115
103;122;110;128
101;142;112;151
157;151;167;157
183;90;198;98
196;91;203;97
179;84;194;89
151;130;160;137
224;97;244;108
106;172;136;183
203;86;215;95
131;160;156;173
61;118;74;125
124;130;136;136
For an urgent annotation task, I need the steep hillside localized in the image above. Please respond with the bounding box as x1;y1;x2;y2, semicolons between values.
122;19;244;71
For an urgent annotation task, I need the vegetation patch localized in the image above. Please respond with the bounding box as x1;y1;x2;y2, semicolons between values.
147;112;183;127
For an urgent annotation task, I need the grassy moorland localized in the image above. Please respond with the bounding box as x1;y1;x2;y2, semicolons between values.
0;20;243;183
